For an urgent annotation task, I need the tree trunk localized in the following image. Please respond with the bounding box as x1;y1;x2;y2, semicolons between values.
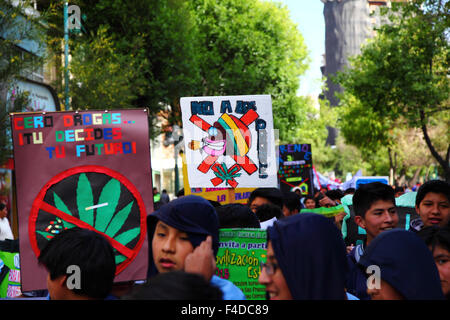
424;166;431;181
419;110;450;182
409;167;422;187
388;148;395;185
397;167;406;186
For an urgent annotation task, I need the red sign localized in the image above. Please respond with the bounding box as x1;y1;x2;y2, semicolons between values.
10;109;153;291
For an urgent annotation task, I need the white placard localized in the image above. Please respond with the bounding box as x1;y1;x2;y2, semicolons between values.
181;95;277;188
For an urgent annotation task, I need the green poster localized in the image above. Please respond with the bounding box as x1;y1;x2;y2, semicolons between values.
0;251;22;298
216;228;267;300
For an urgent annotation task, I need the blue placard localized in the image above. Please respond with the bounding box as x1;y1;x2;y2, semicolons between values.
355;177;389;189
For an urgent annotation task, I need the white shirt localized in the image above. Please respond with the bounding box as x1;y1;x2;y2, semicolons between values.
0;218;14;241
260;216;277;230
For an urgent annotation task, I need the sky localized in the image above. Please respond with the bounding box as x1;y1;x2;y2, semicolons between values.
272;0;325;98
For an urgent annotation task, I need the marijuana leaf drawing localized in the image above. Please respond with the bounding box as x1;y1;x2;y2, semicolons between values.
30;166;147;274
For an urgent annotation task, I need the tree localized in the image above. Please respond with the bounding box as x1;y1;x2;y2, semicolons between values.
336;0;450;182
0;0;48;165
190;0;310;142
68;25;148;111
42;0;201;137
44;0;314;142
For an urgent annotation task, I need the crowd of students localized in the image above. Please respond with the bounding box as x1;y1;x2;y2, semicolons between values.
2;179;449;301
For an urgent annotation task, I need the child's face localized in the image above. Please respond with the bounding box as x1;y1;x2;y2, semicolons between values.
304;199;316;209
258;241;292;300
367;279;404;300
430;245;450;297
152;221;194;273
355;199;398;245
416;192;450;227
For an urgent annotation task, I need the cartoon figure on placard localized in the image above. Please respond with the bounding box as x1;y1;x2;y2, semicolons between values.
188;109;259;188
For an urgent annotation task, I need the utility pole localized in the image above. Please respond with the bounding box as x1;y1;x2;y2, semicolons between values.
163;125;183;194
172;125;183;194
63;2;70;110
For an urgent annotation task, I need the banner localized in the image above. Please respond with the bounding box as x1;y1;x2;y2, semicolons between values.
278;144;313;195
216;228;267;300
181;95;277;188
10;109;152;291
300;205;346;218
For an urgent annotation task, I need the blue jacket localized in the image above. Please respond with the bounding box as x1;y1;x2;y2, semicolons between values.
210;275;246;300
345;244;370;300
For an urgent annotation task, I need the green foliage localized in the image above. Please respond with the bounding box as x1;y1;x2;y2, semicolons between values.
44;0;312;141
336;0;450;182
190;0;309;142
69;25;147;111
43;0;203;136
0;0;46;85
0;92;29;165
0;0;49;165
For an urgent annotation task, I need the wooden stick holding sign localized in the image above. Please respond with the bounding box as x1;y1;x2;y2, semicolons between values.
227;188;235;204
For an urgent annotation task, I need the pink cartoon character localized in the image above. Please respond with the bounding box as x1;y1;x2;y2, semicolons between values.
188;109;259;187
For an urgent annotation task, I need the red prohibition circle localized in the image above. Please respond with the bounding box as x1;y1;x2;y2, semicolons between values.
29;165;147;275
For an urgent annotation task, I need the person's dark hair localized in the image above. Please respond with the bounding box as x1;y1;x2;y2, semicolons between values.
123;271;223;300
325;189;344;201
248;188;283;209
314;192;325;208
38;227;116;299
282;192;301;213
216;203;260;228
0;202;6;211
417;225;450;253
208;200;222;208
255;203;283;222
415;180;450;207
176;188;185;197
353;182;395;218
344;188;356;195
